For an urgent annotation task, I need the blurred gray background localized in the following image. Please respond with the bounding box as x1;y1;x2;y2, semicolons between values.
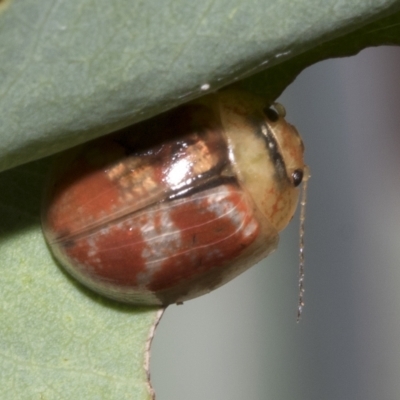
151;46;400;400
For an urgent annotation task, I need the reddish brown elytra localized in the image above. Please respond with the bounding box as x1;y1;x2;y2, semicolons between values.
42;90;306;307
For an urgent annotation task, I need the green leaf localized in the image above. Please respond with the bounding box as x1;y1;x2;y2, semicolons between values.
237;8;400;99
2;1;400;399
0;158;163;399
1;0;400;172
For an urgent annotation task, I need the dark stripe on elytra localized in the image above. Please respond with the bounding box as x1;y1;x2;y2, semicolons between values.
54;166;237;246
167;175;239;201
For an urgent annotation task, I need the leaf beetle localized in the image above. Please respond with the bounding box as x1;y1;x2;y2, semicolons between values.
42;90;307;307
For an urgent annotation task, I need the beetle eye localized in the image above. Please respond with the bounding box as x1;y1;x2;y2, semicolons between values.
292;169;304;187
263;107;279;122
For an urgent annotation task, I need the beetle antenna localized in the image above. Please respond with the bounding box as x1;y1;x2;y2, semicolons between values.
297;166;310;322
